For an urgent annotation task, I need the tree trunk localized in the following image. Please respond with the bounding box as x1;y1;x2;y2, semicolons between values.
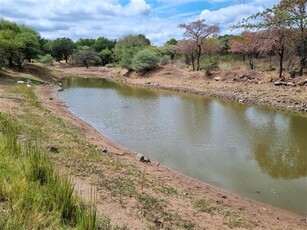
298;56;306;76
278;48;284;79
248;56;254;70
196;44;201;71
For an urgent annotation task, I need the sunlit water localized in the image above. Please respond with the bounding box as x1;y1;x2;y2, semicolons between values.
59;77;307;214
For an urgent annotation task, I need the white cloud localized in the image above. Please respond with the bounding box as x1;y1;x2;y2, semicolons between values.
199;4;264;34
0;0;281;45
200;5;263;25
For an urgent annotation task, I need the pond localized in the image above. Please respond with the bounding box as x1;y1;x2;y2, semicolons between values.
59;77;307;215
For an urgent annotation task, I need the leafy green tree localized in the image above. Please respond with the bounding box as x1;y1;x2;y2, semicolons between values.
0;29;23;67
92;37;116;52
113;34;151;69
165;38;178;46
50;37;75;63
75;38;96;49
17;26;41;62
99;48;113;66
0;19;41;67
74;48;98;68
132;48;159;71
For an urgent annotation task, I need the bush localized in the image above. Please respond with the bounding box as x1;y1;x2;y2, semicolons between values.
132;49;159;72
105;63;115;68
37;54;53;66
160;55;170;65
200;57;218;75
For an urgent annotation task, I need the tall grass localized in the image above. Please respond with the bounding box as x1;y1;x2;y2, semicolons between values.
0;114;103;229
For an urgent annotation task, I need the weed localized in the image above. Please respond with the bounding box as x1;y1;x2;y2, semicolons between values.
193;199;216;214
162;186;178;196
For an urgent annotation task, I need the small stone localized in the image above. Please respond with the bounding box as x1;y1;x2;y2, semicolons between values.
286;82;296;87
274;81;287;86
215;77;221;81
101;147;108;153
48;145;59;153
136;153;151;163
49;97;53;100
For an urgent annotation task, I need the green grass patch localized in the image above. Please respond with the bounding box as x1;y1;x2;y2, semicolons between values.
0;114;105;229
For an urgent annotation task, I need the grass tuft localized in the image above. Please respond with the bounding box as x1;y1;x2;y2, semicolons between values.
0;114;104;229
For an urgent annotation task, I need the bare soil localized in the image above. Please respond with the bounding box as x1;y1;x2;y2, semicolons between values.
1;64;306;229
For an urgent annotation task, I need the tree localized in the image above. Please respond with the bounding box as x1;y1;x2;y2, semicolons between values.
178;20;220;71
113;34;151;69
165;38;178;46
75;38;96;49
74;48;98;68
235;0;306;78
279;0;306;76
99;48;113;66
229;32;261;70
50;37;75;63
177;39;198;71
92;37;116;53
17;26;41;62
0;19;41;67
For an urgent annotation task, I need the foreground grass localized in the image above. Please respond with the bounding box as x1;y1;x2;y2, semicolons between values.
0;114;105;229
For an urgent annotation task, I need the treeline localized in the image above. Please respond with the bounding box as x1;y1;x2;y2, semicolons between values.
0;0;305;78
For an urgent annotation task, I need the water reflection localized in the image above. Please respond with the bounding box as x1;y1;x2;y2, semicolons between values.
60;77;307;214
61;77;158;99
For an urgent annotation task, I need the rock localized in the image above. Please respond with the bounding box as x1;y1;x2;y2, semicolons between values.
100;147;108;153
298;79;307;86
48;145;59;153
17;80;25;84
239;99;244;103
274;81;287;86
136;153;151;163
286;82;296;87
215;77;221;81
153;218;163;228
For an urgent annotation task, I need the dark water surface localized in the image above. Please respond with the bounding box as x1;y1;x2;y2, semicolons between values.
59;77;307;214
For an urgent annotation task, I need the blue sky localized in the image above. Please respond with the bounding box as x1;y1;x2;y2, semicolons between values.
0;0;280;45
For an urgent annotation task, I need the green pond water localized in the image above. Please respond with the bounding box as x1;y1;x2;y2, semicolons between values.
59;77;307;214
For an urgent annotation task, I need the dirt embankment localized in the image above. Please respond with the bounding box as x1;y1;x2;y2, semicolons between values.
1;64;306;229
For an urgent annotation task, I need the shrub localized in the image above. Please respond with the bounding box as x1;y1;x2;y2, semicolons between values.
132;49;159;72
200;56;218;75
37;54;53;66
105;63;115;68
160;55;170;65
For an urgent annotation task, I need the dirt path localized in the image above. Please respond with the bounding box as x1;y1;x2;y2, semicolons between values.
33;66;307;229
